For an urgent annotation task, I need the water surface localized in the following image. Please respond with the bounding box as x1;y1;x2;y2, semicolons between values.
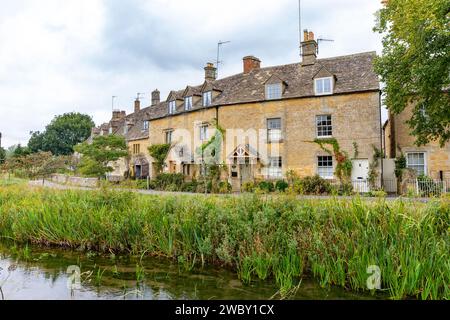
0;243;381;300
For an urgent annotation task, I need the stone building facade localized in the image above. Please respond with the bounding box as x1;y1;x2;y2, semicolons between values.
384;106;450;180
92;31;384;190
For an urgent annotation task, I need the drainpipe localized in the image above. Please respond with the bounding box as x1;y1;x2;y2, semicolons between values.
379;91;384;189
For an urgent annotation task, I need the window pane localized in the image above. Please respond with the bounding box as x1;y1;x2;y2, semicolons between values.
407;153;425;175
318;156;333;178
316;79;324;94
316;115;332;137
323;78;331;93
266;84;282;100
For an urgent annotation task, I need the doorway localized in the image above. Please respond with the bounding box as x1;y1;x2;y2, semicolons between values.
351;159;370;192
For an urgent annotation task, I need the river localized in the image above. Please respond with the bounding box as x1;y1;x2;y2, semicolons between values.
0;242;382;300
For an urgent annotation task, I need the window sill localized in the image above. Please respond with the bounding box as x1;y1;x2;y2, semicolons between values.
316;136;333;139
314;92;333;96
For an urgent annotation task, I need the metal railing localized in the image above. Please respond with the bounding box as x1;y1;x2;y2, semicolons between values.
404;179;450;197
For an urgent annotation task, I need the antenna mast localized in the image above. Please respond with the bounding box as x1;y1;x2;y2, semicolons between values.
112;96;117;111
299;0;302;56
216;40;230;79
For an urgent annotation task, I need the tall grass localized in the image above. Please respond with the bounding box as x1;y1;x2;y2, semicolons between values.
0;186;448;299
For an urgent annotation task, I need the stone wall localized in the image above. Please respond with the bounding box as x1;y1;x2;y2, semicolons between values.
50;174;99;188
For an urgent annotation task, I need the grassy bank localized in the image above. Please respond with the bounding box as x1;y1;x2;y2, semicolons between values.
0;185;448;299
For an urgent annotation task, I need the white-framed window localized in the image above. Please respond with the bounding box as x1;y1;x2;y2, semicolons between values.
406;152;426;176
185;96;193;111
203;91;212;107
316;115;332;137
318;156;334;179
200;125;209;141
142;120;149;131
267;157;283;179
165;130;173;144
265;83;282;100
168;100;176;114
123;126;128;135
267;118;282;142
109;126;113;134
315;77;333;95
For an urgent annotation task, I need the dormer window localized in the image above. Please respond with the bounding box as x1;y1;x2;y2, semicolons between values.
185;96;193;111
168;100;176;114
266;83;282;100
203;91;212;107
142;120;149;131
315;77;333;95
109;127;113;134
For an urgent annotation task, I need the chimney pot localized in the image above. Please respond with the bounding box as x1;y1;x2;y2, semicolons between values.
301;29;318;66
243;56;261;74
134;99;141;113
204;62;217;81
151;89;160;106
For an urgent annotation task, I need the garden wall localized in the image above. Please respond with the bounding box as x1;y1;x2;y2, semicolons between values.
50;174;99;188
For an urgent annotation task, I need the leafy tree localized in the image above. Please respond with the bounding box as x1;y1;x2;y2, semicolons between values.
74;135;128;177
148;143;172;174
28;113;95;155
12;144;31;158
374;0;450;146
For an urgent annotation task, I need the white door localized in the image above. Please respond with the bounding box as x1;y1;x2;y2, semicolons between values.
352;159;370;192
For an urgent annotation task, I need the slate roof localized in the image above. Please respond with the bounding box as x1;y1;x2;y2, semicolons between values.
93;51;380;141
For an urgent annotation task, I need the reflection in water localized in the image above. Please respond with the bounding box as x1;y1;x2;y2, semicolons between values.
0;243;381;300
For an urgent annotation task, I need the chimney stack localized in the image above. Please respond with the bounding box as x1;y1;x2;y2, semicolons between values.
134;98;141;113
204;62;217;81
243;56;261;74
301;29;318;66
151;89;160;106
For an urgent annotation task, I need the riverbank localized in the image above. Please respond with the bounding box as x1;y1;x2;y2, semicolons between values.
0;185;448;299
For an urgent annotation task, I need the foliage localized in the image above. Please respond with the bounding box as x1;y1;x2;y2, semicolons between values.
352;142;359;159
148;144;172;174
11;144;31;158
311;138;352;182
0;187;448;299
374;0;450;146
0;151;71;180
368;145;384;188
74;135;128;177
275;180;289;193
242;181;256;193
181;180;199;193
28;112;95;155
257;181;275;193
299;175;332;195
395;154;407;179
152;173;185;191
0;147;5;164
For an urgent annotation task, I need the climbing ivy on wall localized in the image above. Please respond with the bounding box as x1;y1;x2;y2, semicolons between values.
311;138;353;182
148;143;172;174
368;145;384;187
197;118;226;165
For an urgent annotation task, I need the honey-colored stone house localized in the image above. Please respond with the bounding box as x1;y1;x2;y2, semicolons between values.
384;106;450;180
92;31;384;190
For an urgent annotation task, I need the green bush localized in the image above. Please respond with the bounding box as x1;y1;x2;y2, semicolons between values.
218;181;232;194
257;181;275;193
153;173;184;191
242;181;255;193
181;180;198;193
300;175;332;195
275;180;289;193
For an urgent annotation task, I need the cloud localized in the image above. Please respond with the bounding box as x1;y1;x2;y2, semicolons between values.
0;0;384;148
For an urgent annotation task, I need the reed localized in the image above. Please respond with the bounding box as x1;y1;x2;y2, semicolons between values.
0;185;448;299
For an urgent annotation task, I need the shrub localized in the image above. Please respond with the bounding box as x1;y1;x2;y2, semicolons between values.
218;181;232;194
153;173;184;191
275;180;289;193
301;175;331;195
181;180;198;193
242;181;255;193
257;181;275;193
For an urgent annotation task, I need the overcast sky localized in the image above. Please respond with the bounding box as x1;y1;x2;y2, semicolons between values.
0;0;384;148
